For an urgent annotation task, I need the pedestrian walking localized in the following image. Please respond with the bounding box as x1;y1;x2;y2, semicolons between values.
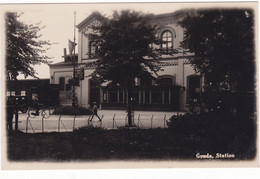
89;102;101;121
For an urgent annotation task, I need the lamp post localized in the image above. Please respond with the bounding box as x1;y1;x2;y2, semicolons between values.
72;11;77;107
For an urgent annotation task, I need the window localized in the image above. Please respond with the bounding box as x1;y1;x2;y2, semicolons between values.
129;91;139;104
7;91;10;96
145;89;150;103
11;91;15;96
59;77;65;91
109;91;117;103
161;30;173;52
16;91;21;95
158;78;174;87
151;90;162;103
164;89;170;104
187;76;201;103
103;92;107;102
21;91;26;96
140;78;152;87
119;90;124;103
134;78;140;86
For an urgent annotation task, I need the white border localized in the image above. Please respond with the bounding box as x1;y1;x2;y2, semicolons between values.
1;0;259;178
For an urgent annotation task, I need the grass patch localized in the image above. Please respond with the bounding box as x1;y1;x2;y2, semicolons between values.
7;118;256;161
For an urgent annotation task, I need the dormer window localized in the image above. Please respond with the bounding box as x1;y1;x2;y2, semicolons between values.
161;30;173;53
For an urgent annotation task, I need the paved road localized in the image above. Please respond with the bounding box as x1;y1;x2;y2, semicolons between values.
13;110;185;133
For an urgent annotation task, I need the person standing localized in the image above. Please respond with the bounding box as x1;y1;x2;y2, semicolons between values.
89;102;101;121
32;96;40;116
6;99;14;133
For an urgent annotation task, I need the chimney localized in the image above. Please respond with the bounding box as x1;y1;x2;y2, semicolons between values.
63;48;67;62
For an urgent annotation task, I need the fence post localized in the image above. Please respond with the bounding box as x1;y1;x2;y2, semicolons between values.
42;115;44;133
58;115;62;132
26;116;29;133
112;114;116;129
164;114;166;128
151;114;154;128
100;115;104;128
99;115;103;128
86;115;91;126
73;115;76;130
125;114;127;125
137;114;140;128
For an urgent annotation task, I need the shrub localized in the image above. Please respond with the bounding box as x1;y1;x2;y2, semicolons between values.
52;106;92;115
167;112;256;146
167;112;253;133
73;126;103;134
167;112;256;159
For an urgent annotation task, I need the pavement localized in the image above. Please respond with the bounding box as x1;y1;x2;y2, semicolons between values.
13;110;185;133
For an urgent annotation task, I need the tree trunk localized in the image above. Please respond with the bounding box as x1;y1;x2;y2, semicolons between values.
6;105;14;134
127;87;134;126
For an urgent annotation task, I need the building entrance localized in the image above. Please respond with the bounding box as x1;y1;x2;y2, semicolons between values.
89;80;100;106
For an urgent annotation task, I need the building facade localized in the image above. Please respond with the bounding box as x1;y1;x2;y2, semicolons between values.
49;11;202;111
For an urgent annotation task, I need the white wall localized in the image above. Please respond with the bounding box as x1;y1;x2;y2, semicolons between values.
78;68;94;107
50;67;73;85
70;13;200;110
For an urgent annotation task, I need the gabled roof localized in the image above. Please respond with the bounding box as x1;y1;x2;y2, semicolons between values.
48;61;72;67
150;10;187;21
76;11;107;30
76;10;188;31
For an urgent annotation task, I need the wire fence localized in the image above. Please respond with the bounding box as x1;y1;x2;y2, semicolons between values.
16;112;177;133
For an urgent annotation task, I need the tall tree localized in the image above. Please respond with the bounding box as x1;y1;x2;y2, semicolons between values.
179;9;255;114
90;10;162;125
5;12;51;81
5;12;51;132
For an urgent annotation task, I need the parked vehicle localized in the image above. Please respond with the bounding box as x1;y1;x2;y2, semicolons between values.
6;96;28;113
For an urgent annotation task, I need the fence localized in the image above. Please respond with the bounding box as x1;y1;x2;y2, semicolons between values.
17;112;178;133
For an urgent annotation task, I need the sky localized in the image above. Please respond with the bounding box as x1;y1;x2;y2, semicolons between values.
2;3;181;79
1;2;257;79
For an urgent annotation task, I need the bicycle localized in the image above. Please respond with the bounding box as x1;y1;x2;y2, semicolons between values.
27;105;51;118
19;104;28;113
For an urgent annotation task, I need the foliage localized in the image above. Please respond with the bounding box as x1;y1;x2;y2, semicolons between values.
166;112;256;159
179;9;255;114
167;112;256;134
5;12;51;80
8;125;256;160
73;126;103;134
68;77;80;87
180;9;255;92
89;10;163;88
52;106;92;115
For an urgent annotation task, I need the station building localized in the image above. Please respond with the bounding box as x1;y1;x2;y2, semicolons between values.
49;11;202;111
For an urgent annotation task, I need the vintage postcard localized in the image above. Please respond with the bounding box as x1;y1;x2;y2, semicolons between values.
1;2;258;170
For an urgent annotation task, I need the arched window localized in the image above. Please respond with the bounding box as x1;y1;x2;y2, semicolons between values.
157;75;176;87
158;78;174;87
89;41;97;58
161;30;173;52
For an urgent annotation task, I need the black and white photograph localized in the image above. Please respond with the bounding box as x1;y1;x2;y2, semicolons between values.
1;1;258;170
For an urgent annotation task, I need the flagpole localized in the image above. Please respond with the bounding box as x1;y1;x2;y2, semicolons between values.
72;11;76;107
